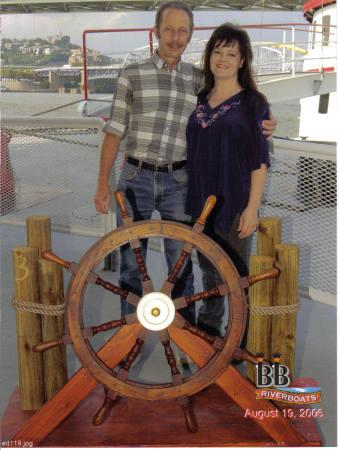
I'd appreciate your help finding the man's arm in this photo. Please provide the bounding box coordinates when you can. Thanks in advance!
[262,111,277,140]
[94,133,122,214]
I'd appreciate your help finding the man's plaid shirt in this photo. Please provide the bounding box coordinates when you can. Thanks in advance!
[103,51,204,164]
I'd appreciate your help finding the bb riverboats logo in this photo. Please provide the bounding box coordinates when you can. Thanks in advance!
[255,353,322,404]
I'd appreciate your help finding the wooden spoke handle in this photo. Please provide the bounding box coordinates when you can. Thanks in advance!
[121,338,144,371]
[232,348,271,366]
[114,189,130,218]
[43,251,130,300]
[92,318,127,335]
[167,250,189,284]
[180,400,198,433]
[41,251,71,270]
[183,322,216,346]
[185,286,221,305]
[32,337,63,352]
[162,340,180,376]
[132,247,150,282]
[92,395,116,426]
[95,277,129,299]
[195,195,216,226]
[232,348,256,364]
[248,267,279,285]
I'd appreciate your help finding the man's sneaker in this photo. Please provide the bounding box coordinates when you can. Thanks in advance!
[174,352,194,374]
[196,321,222,338]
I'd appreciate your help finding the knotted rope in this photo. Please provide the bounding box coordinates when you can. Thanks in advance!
[11,293,65,316]
[249,297,301,316]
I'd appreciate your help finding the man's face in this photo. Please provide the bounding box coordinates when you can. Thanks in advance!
[154,8,192,62]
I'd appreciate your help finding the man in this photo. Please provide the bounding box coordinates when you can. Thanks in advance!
[94,1,276,326]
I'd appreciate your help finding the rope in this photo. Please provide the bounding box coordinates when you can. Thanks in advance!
[11,293,65,316]
[249,297,301,316]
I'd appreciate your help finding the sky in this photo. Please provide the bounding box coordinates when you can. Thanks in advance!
[1,9,306,55]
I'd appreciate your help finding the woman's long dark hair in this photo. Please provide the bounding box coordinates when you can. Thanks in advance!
[201,23,268,109]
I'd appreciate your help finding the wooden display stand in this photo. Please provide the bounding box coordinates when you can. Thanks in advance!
[2,383,321,447]
[1,325,321,447]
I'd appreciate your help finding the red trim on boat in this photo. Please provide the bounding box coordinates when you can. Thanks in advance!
[303,0,336,14]
[307,67,335,72]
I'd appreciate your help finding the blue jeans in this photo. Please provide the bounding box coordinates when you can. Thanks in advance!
[197,215,252,336]
[116,161,195,325]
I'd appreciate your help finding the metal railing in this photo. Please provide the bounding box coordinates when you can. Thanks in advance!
[0,116,109,237]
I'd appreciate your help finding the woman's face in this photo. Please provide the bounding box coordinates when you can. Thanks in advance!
[210,40,244,81]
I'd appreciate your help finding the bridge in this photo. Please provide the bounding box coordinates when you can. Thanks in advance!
[29,64,123,91]
[34,65,123,79]
[0,0,304,14]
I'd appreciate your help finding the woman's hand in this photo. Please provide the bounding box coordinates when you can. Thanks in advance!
[237,206,258,239]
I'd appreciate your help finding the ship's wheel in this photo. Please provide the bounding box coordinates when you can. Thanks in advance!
[33,191,279,433]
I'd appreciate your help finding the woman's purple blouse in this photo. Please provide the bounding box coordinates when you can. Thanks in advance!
[185,89,270,233]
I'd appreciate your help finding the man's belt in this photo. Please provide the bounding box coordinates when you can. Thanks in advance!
[127,156,186,173]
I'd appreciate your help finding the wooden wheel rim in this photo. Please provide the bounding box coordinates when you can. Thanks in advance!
[67,220,247,401]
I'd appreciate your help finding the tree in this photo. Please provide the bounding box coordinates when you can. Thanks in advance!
[54,36,71,47]
[1,67,33,79]
[40,79,50,89]
[36,38,49,45]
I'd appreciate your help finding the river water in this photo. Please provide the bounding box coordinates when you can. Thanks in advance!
[1,91,301,138]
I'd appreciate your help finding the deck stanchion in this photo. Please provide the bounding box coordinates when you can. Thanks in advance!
[257,216,282,257]
[272,243,299,378]
[246,254,275,383]
[12,246,44,409]
[38,259,67,401]
[26,215,67,400]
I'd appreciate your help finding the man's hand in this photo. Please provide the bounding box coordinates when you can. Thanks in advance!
[262,112,277,140]
[94,184,111,214]
[94,133,122,214]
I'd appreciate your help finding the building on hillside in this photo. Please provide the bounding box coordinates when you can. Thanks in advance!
[68,48,100,65]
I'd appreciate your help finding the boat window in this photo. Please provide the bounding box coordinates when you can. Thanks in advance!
[318,94,329,114]
[312,22,316,49]
[322,15,330,47]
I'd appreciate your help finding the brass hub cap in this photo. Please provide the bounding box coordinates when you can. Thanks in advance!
[137,291,175,331]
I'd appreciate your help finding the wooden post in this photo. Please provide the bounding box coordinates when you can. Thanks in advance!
[38,259,67,401]
[26,215,68,399]
[272,243,299,378]
[257,216,282,257]
[26,216,52,257]
[13,246,44,409]
[246,255,274,384]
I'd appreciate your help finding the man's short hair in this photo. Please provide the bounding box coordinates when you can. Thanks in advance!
[155,1,194,32]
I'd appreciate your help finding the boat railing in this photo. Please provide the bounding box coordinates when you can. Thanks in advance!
[81,23,336,98]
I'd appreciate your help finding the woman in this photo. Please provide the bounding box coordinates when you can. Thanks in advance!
[185,23,270,337]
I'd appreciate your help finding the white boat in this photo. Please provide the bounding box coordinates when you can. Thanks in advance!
[299,0,336,142]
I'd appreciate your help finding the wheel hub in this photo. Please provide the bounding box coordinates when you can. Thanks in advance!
[137,291,175,331]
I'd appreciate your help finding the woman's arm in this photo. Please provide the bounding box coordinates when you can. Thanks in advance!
[237,163,267,238]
